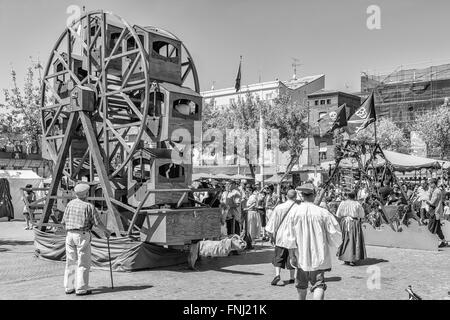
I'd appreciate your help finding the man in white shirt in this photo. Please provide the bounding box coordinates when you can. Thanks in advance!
[285,183,342,300]
[265,189,298,286]
[417,180,430,224]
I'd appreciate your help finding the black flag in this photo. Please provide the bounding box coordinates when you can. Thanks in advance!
[317,103,348,137]
[346,91,376,135]
[235,58,241,92]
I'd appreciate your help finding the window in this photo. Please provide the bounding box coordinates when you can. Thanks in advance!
[315,100,319,106]
[152,41,179,58]
[158,163,185,182]
[132,158,152,183]
[265,93,273,100]
[320,100,325,105]
[319,142,327,161]
[173,99,199,118]
[327,99,331,104]
[149,92,165,116]
[127,35,145,51]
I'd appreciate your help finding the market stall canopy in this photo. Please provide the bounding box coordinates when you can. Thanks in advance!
[0,170,44,220]
[192,172,215,181]
[230,174,254,180]
[265,174,292,184]
[321,150,443,172]
[213,173,235,180]
[381,150,442,172]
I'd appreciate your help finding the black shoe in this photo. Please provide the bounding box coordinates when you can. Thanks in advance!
[65,289,75,295]
[288,279,295,284]
[438,242,447,248]
[271,275,281,286]
[76,290,92,296]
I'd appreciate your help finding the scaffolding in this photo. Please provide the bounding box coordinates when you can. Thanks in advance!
[361,62,450,129]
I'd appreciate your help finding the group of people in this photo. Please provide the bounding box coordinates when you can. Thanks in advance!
[53,174,448,299]
[192,179,280,248]
[263,183,368,300]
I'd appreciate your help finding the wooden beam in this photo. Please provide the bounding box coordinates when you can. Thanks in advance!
[127,188,154,236]
[78,111,124,234]
[39,112,77,231]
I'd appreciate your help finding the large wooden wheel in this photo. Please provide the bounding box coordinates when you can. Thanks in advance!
[142,26,200,93]
[41,11,150,183]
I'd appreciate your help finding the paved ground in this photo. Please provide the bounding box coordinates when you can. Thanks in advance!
[1,219,450,300]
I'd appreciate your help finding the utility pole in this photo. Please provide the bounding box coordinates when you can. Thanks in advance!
[291,58,302,80]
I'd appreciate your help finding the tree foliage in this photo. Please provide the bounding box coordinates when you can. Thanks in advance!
[354,117,410,153]
[412,106,450,159]
[201,92,310,181]
[263,93,309,182]
[0,63,43,153]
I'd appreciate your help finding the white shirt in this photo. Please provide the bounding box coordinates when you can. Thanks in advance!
[336,200,365,219]
[265,200,298,247]
[284,202,342,272]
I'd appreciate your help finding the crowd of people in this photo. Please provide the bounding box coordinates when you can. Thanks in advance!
[190,174,450,299]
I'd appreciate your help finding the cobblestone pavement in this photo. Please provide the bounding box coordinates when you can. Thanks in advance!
[1,221,450,300]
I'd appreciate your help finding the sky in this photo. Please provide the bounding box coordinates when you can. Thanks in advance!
[1,0,450,100]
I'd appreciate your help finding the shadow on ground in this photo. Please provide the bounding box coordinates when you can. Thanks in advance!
[0,240,34,246]
[356,258,389,266]
[89,285,154,295]
[325,276,342,282]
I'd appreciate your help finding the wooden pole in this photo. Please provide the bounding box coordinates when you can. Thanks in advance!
[39,113,78,231]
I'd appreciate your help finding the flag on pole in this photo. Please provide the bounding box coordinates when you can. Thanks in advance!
[346,91,376,135]
[235,57,242,92]
[317,103,348,137]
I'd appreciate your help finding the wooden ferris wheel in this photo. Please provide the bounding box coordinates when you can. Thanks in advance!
[39,10,220,243]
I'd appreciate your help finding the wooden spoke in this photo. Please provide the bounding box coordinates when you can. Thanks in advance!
[88,26,102,51]
[104,119,132,153]
[181,63,192,83]
[44,79,65,105]
[120,93,143,119]
[44,105,65,137]
[44,70,69,80]
[53,50,82,86]
[67,25,90,53]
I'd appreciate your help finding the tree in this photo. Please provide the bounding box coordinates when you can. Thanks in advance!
[0,63,43,154]
[412,106,450,159]
[201,92,261,177]
[262,93,309,183]
[354,118,410,153]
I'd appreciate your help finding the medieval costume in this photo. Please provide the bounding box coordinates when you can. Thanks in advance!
[335,196,367,265]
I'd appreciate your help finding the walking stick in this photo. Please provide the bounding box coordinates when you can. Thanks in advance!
[106,236,114,289]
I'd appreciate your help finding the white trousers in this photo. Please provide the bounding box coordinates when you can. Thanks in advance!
[64,231,92,293]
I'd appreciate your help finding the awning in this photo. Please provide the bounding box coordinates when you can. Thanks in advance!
[320,150,442,172]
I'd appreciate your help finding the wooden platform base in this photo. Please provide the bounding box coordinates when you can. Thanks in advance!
[362,221,440,251]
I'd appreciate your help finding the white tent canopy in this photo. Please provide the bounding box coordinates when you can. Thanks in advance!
[0,170,44,220]
[321,150,445,172]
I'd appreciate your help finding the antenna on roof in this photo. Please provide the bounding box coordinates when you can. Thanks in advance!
[292,57,302,80]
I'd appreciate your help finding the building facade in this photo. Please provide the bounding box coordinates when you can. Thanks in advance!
[360,63,450,158]
[304,90,362,166]
[202,75,325,108]
[198,75,326,176]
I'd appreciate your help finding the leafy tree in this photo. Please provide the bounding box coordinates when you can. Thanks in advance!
[262,93,309,183]
[354,118,410,153]
[412,105,450,159]
[0,63,43,154]
[201,92,261,178]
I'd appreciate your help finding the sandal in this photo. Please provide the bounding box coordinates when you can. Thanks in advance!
[271,275,281,286]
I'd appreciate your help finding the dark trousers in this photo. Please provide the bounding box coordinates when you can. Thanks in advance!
[226,219,240,235]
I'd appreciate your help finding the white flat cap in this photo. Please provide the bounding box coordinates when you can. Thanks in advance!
[74,183,90,196]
